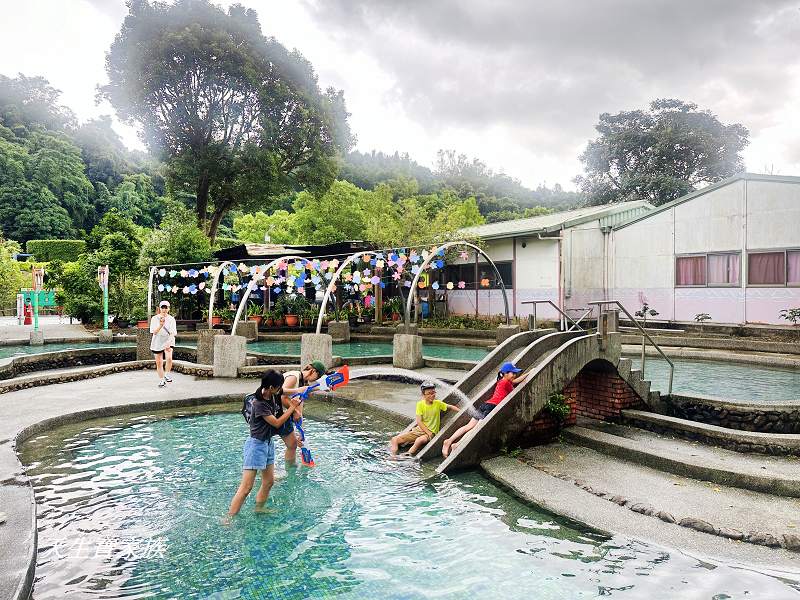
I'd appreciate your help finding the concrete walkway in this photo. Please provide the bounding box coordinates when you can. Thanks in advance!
[0,316,96,344]
[0,371,254,600]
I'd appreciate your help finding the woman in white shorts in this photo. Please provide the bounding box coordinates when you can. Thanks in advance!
[150,300,177,387]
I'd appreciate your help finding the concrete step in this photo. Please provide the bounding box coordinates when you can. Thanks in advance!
[563,419,800,497]
[621,409,800,455]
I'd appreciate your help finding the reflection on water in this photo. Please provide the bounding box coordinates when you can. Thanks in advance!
[632,357,800,402]
[22,405,800,599]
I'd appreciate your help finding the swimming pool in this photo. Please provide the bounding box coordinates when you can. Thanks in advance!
[247,339,489,361]
[0,342,134,362]
[22,404,798,599]
[632,357,800,402]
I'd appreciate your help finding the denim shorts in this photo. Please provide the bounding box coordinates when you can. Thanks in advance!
[242,436,275,470]
[476,402,498,420]
[275,418,294,438]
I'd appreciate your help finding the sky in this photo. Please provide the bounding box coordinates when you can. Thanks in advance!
[1,0,799,189]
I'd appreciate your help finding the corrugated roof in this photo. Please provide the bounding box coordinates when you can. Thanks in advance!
[613,172,800,231]
[460,200,653,240]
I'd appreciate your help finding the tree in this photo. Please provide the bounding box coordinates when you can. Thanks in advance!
[0,182,74,242]
[0,237,26,307]
[102,0,352,241]
[139,202,212,268]
[73,116,132,188]
[233,210,297,244]
[576,99,749,206]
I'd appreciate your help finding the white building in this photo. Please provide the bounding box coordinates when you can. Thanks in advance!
[450,202,653,320]
[610,173,800,325]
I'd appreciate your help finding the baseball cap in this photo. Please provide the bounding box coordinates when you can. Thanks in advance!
[420,380,437,390]
[499,362,522,374]
[159,300,170,308]
[310,361,326,376]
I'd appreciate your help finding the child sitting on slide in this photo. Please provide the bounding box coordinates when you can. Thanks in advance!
[442,362,530,458]
[389,381,460,456]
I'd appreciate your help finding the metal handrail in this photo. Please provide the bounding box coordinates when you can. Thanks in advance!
[521,300,590,332]
[587,300,674,395]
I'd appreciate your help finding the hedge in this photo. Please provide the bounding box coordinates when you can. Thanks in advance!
[213,237,243,250]
[26,239,87,262]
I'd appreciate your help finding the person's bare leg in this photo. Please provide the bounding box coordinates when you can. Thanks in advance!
[442,419,478,457]
[154,353,164,381]
[164,347,173,377]
[389,435,402,455]
[282,432,297,464]
[254,466,275,511]
[407,435,430,455]
[228,470,257,516]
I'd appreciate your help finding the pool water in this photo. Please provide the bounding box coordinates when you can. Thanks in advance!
[247,340,489,361]
[632,357,800,402]
[23,404,799,599]
[0,342,134,362]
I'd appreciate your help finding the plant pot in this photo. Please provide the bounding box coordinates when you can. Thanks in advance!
[285,314,299,327]
[137,320,149,329]
[348,316,359,327]
[275,317,285,327]
[115,318,131,329]
[302,318,312,327]
[211,316,222,326]
[391,313,400,321]
[266,317,275,327]
[250,315,263,328]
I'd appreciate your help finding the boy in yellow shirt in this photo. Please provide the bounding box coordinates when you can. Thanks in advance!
[389,381,460,456]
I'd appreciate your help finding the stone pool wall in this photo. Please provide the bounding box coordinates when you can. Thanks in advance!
[665,394,800,435]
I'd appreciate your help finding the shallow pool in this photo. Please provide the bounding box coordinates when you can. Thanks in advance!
[247,339,488,361]
[0,342,134,362]
[632,357,800,402]
[23,405,798,599]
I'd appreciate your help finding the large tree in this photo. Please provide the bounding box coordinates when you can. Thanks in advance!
[576,99,749,206]
[101,0,352,241]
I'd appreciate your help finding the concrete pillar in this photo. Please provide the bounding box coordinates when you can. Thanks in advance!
[393,333,424,369]
[327,320,350,343]
[397,323,419,335]
[136,328,153,360]
[196,329,222,365]
[496,324,521,345]
[30,330,44,346]
[213,335,247,378]
[234,321,258,342]
[603,309,620,333]
[98,329,114,343]
[301,333,333,370]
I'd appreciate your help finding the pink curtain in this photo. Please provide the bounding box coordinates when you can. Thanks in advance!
[748,252,784,285]
[707,254,740,285]
[788,251,800,284]
[676,256,706,285]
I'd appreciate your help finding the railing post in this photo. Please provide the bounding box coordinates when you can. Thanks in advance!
[532,303,537,330]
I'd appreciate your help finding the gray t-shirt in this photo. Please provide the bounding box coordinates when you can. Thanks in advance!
[149,314,176,351]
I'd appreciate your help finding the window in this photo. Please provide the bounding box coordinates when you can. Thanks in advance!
[707,254,740,286]
[788,251,800,286]
[675,256,706,286]
[748,252,785,285]
[443,261,513,289]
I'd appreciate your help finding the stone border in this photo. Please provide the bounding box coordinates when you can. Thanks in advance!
[623,345,800,369]
[521,458,800,553]
[665,394,800,434]
[621,334,800,356]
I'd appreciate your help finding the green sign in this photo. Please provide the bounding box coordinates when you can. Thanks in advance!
[20,289,56,307]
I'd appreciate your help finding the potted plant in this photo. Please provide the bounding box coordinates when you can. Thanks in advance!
[133,305,149,329]
[274,308,286,328]
[219,308,235,324]
[303,304,320,328]
[276,294,310,327]
[247,303,264,328]
[387,296,404,321]
[264,307,276,327]
[347,303,360,327]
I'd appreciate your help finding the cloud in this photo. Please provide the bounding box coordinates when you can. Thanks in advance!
[301,0,800,181]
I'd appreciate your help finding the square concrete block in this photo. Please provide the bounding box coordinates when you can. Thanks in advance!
[197,329,223,365]
[136,327,153,360]
[30,330,44,346]
[327,320,350,343]
[496,324,521,345]
[98,329,114,343]
[393,333,424,369]
[234,320,258,342]
[213,335,247,378]
[301,333,333,370]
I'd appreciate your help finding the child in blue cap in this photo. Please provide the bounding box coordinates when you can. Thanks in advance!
[442,361,529,458]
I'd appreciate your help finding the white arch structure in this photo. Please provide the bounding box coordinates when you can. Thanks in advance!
[404,241,510,328]
[314,250,378,334]
[230,256,315,334]
[207,261,238,328]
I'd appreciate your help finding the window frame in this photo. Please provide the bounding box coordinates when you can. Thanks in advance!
[746,248,797,288]
[442,261,513,290]
[705,252,741,288]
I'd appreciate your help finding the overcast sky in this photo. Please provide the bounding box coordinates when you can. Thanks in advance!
[2,0,799,189]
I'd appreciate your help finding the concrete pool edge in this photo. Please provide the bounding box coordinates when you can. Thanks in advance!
[623,345,800,368]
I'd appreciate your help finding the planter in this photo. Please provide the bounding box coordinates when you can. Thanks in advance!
[211,316,222,326]
[275,317,285,327]
[249,315,263,328]
[302,318,312,328]
[137,320,149,329]
[115,318,131,329]
[348,316,359,327]
[391,313,400,321]
[265,318,275,327]
[285,314,299,327]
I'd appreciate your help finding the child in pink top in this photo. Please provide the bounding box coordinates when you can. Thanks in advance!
[442,362,530,458]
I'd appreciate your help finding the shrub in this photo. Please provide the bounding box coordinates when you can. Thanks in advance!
[544,393,571,422]
[780,308,800,326]
[213,237,242,250]
[26,239,86,262]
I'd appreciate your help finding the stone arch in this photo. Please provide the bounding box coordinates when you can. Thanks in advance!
[404,241,510,328]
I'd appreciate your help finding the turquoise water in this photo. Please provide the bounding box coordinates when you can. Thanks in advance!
[632,357,800,402]
[247,340,489,361]
[23,406,799,599]
[0,342,134,362]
